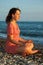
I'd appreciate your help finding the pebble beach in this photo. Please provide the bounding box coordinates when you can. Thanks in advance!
[0,38,43,65]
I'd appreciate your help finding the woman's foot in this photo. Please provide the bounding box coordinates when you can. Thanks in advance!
[26,50,39,55]
[30,50,39,54]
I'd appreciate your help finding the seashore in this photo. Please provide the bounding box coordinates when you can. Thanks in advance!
[0,38,43,65]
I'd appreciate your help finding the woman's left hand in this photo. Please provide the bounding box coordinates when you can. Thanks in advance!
[25,40,33,43]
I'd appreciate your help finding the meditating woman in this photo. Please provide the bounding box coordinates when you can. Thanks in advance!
[5,8,39,56]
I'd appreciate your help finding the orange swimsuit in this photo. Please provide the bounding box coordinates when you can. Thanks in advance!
[5,22,20,54]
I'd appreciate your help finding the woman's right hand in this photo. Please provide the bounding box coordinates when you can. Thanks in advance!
[18,42,25,46]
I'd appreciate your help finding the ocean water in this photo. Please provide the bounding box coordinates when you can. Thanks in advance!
[0,21,43,44]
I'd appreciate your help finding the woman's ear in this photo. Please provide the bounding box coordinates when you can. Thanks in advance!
[12,14,15,18]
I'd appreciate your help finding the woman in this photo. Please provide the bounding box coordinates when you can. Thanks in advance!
[5,8,38,56]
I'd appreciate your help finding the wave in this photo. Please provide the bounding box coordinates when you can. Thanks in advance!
[0,30,7,34]
[0,30,43,37]
[0,21,43,38]
[21,33,43,37]
[20,30,43,37]
[0,33,7,39]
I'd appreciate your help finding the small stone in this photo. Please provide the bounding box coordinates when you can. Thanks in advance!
[27,60,33,64]
[29,61,38,65]
[0,52,3,58]
[40,63,43,65]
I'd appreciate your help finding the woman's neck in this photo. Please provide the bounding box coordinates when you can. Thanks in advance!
[11,19,17,24]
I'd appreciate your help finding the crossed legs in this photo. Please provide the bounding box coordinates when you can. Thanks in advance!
[17,40,39,56]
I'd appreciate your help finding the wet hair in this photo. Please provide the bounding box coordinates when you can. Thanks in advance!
[6,8,21,24]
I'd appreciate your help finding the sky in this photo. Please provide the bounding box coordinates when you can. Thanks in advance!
[0,0,43,21]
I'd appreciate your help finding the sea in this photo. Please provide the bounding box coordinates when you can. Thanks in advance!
[0,21,43,44]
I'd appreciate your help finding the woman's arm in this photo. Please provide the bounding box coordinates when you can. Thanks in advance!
[19,37,33,43]
[8,35,24,46]
[19,37,27,43]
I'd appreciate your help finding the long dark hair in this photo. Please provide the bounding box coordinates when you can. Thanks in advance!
[6,8,21,24]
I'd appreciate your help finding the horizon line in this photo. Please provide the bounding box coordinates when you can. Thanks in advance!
[0,20,43,22]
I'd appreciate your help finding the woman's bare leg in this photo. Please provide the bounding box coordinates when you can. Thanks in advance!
[25,46,38,55]
[24,42,39,55]
[16,46,25,54]
[16,40,39,56]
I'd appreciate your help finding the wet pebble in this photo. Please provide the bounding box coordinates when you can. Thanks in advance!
[0,51,43,65]
[40,63,43,65]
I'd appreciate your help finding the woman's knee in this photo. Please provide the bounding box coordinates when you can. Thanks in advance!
[25,43,34,50]
[31,43,34,48]
[26,42,34,47]
[30,43,34,49]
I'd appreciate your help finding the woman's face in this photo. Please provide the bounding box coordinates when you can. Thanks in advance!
[12,10,21,21]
